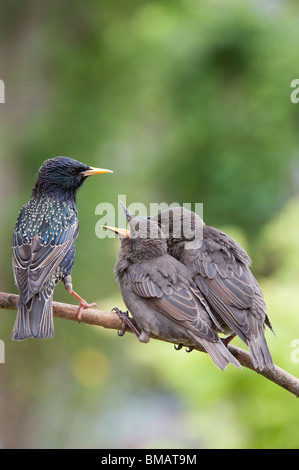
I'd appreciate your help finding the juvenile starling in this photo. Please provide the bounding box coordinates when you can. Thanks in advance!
[12,156,112,340]
[104,215,241,371]
[150,206,275,371]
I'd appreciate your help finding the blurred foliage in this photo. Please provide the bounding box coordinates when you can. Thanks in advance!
[0,0,299,449]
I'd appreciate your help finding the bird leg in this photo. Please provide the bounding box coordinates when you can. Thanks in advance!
[112,307,141,339]
[69,290,98,323]
[221,333,236,347]
[63,275,98,322]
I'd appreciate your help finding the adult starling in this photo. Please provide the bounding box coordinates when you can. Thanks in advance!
[104,215,241,371]
[150,207,275,371]
[12,156,112,340]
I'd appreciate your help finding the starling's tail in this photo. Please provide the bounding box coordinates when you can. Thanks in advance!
[248,332,274,372]
[197,337,242,371]
[11,294,54,340]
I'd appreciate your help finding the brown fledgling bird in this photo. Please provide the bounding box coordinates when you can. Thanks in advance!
[104,213,241,371]
[150,206,275,371]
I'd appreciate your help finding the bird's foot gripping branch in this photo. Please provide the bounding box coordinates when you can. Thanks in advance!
[112,307,141,339]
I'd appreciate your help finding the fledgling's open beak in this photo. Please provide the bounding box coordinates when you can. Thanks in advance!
[102,225,131,238]
[81,167,113,176]
[119,201,133,222]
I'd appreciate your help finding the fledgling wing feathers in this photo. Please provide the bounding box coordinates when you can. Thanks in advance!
[128,257,221,343]
[127,257,242,370]
[188,225,274,370]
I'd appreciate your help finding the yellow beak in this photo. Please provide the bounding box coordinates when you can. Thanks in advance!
[81,167,113,176]
[102,225,130,238]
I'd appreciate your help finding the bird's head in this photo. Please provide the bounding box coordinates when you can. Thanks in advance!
[32,156,112,201]
[151,206,204,250]
[103,202,167,262]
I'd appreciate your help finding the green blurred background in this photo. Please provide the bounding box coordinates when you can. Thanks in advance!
[0,0,299,449]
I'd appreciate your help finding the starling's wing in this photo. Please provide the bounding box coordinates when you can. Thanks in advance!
[191,226,256,342]
[189,226,275,371]
[12,212,78,304]
[128,258,218,342]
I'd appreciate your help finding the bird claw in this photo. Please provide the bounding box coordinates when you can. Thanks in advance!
[174,344,194,353]
[112,307,141,339]
[77,300,98,323]
[65,286,98,323]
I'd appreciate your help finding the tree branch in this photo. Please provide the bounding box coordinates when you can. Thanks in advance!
[1,291,298,397]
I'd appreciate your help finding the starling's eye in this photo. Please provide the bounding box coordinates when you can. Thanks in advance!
[70,168,78,175]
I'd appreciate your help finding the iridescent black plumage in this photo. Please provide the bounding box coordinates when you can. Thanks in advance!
[12,156,112,340]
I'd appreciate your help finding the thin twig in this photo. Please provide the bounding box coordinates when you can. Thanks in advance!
[0,291,298,397]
